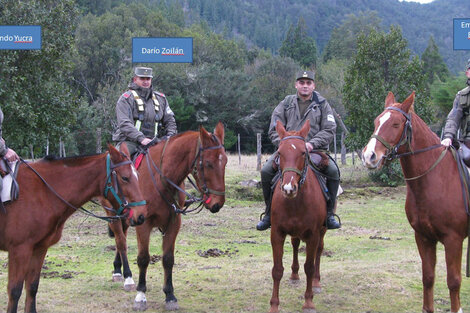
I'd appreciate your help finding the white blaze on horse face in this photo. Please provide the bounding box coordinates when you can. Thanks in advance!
[363,112,391,163]
[283,176,295,193]
[131,164,139,181]
[291,144,296,150]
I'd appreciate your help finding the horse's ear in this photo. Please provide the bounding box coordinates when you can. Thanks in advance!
[214,121,225,145]
[276,120,287,139]
[299,120,310,138]
[108,143,123,162]
[401,91,415,113]
[199,124,211,145]
[118,142,130,158]
[385,92,396,108]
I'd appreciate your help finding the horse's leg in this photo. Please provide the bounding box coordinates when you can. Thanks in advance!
[415,232,437,313]
[161,215,181,310]
[269,228,286,313]
[7,246,33,313]
[110,221,135,291]
[443,236,464,313]
[302,235,320,313]
[313,227,327,294]
[133,222,153,311]
[290,237,300,281]
[24,247,48,313]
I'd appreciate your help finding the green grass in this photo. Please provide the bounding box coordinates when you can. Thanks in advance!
[0,154,469,312]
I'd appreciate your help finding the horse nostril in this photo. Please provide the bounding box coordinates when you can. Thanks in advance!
[210,203,221,213]
[370,152,376,162]
[137,215,145,225]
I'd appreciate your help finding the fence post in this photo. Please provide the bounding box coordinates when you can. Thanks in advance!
[257,133,261,171]
[341,131,346,165]
[96,128,102,153]
[238,133,241,165]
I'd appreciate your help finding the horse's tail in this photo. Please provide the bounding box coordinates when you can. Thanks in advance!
[108,225,115,238]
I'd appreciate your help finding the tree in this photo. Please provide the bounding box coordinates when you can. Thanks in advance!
[430,74,466,122]
[322,11,381,63]
[343,26,431,185]
[421,35,450,84]
[0,0,80,157]
[279,17,317,68]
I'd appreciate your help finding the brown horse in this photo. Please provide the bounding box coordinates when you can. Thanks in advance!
[269,120,327,313]
[0,143,147,313]
[362,91,468,313]
[106,123,226,310]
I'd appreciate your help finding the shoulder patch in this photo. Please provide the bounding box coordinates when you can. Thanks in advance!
[122,91,131,99]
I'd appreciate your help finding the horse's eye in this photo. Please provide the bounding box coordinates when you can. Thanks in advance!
[392,123,400,128]
[205,161,214,169]
[121,176,129,183]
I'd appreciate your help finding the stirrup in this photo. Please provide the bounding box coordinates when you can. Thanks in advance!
[326,213,341,229]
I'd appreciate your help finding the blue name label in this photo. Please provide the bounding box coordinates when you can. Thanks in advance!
[453,18,470,50]
[132,37,193,63]
[0,25,41,50]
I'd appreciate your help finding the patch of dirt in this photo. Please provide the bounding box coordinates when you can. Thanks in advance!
[150,254,161,264]
[197,248,238,258]
[298,246,334,257]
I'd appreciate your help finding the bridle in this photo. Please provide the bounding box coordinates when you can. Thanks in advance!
[21,153,146,221]
[370,106,446,180]
[278,135,309,189]
[103,154,146,215]
[144,134,225,214]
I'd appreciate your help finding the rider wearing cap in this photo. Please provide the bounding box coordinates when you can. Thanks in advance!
[441,59,470,147]
[256,70,342,231]
[113,67,177,156]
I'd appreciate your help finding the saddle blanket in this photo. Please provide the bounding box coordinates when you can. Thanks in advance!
[1,160,18,202]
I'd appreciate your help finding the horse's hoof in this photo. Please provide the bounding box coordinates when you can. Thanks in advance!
[165,300,179,311]
[124,277,136,291]
[133,301,147,311]
[112,273,123,282]
[313,287,322,294]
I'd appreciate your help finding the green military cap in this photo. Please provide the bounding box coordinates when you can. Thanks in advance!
[296,70,315,81]
[134,67,153,78]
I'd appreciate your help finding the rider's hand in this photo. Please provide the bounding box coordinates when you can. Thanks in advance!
[4,148,19,162]
[140,138,152,146]
[441,138,452,147]
[306,142,313,152]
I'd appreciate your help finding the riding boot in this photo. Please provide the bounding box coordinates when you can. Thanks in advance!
[326,177,341,229]
[256,177,272,231]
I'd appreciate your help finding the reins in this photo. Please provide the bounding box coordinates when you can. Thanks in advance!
[19,154,144,222]
[142,133,225,215]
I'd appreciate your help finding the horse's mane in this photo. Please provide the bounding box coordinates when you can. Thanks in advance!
[39,153,103,166]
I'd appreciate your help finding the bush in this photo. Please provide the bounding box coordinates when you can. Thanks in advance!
[368,161,404,187]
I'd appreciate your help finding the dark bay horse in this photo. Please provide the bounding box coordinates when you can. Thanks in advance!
[0,143,147,313]
[362,91,467,313]
[107,122,226,310]
[269,120,327,313]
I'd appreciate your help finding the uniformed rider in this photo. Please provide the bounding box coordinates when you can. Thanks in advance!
[441,59,470,147]
[256,70,341,231]
[113,67,177,155]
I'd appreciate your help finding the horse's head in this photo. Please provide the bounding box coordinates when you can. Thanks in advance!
[362,91,415,169]
[276,120,310,199]
[192,122,227,213]
[106,143,147,226]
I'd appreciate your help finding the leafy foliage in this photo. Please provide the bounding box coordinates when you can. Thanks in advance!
[343,26,431,152]
[421,36,450,84]
[279,17,317,68]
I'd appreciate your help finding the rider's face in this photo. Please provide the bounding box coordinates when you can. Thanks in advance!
[133,76,152,88]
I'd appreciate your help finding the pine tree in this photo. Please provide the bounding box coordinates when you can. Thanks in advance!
[279,17,317,68]
[421,35,450,84]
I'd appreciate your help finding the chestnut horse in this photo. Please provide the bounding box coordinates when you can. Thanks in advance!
[362,91,468,313]
[0,143,147,313]
[269,120,327,313]
[106,123,226,310]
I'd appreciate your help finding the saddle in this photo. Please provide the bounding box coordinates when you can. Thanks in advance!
[0,159,20,208]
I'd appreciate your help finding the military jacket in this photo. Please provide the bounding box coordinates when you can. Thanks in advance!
[0,107,6,157]
[112,82,177,143]
[268,91,336,149]
[443,85,470,140]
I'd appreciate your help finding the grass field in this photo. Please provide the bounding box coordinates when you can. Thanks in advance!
[0,154,469,312]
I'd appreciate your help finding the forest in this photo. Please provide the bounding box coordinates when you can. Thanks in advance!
[0,0,469,158]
